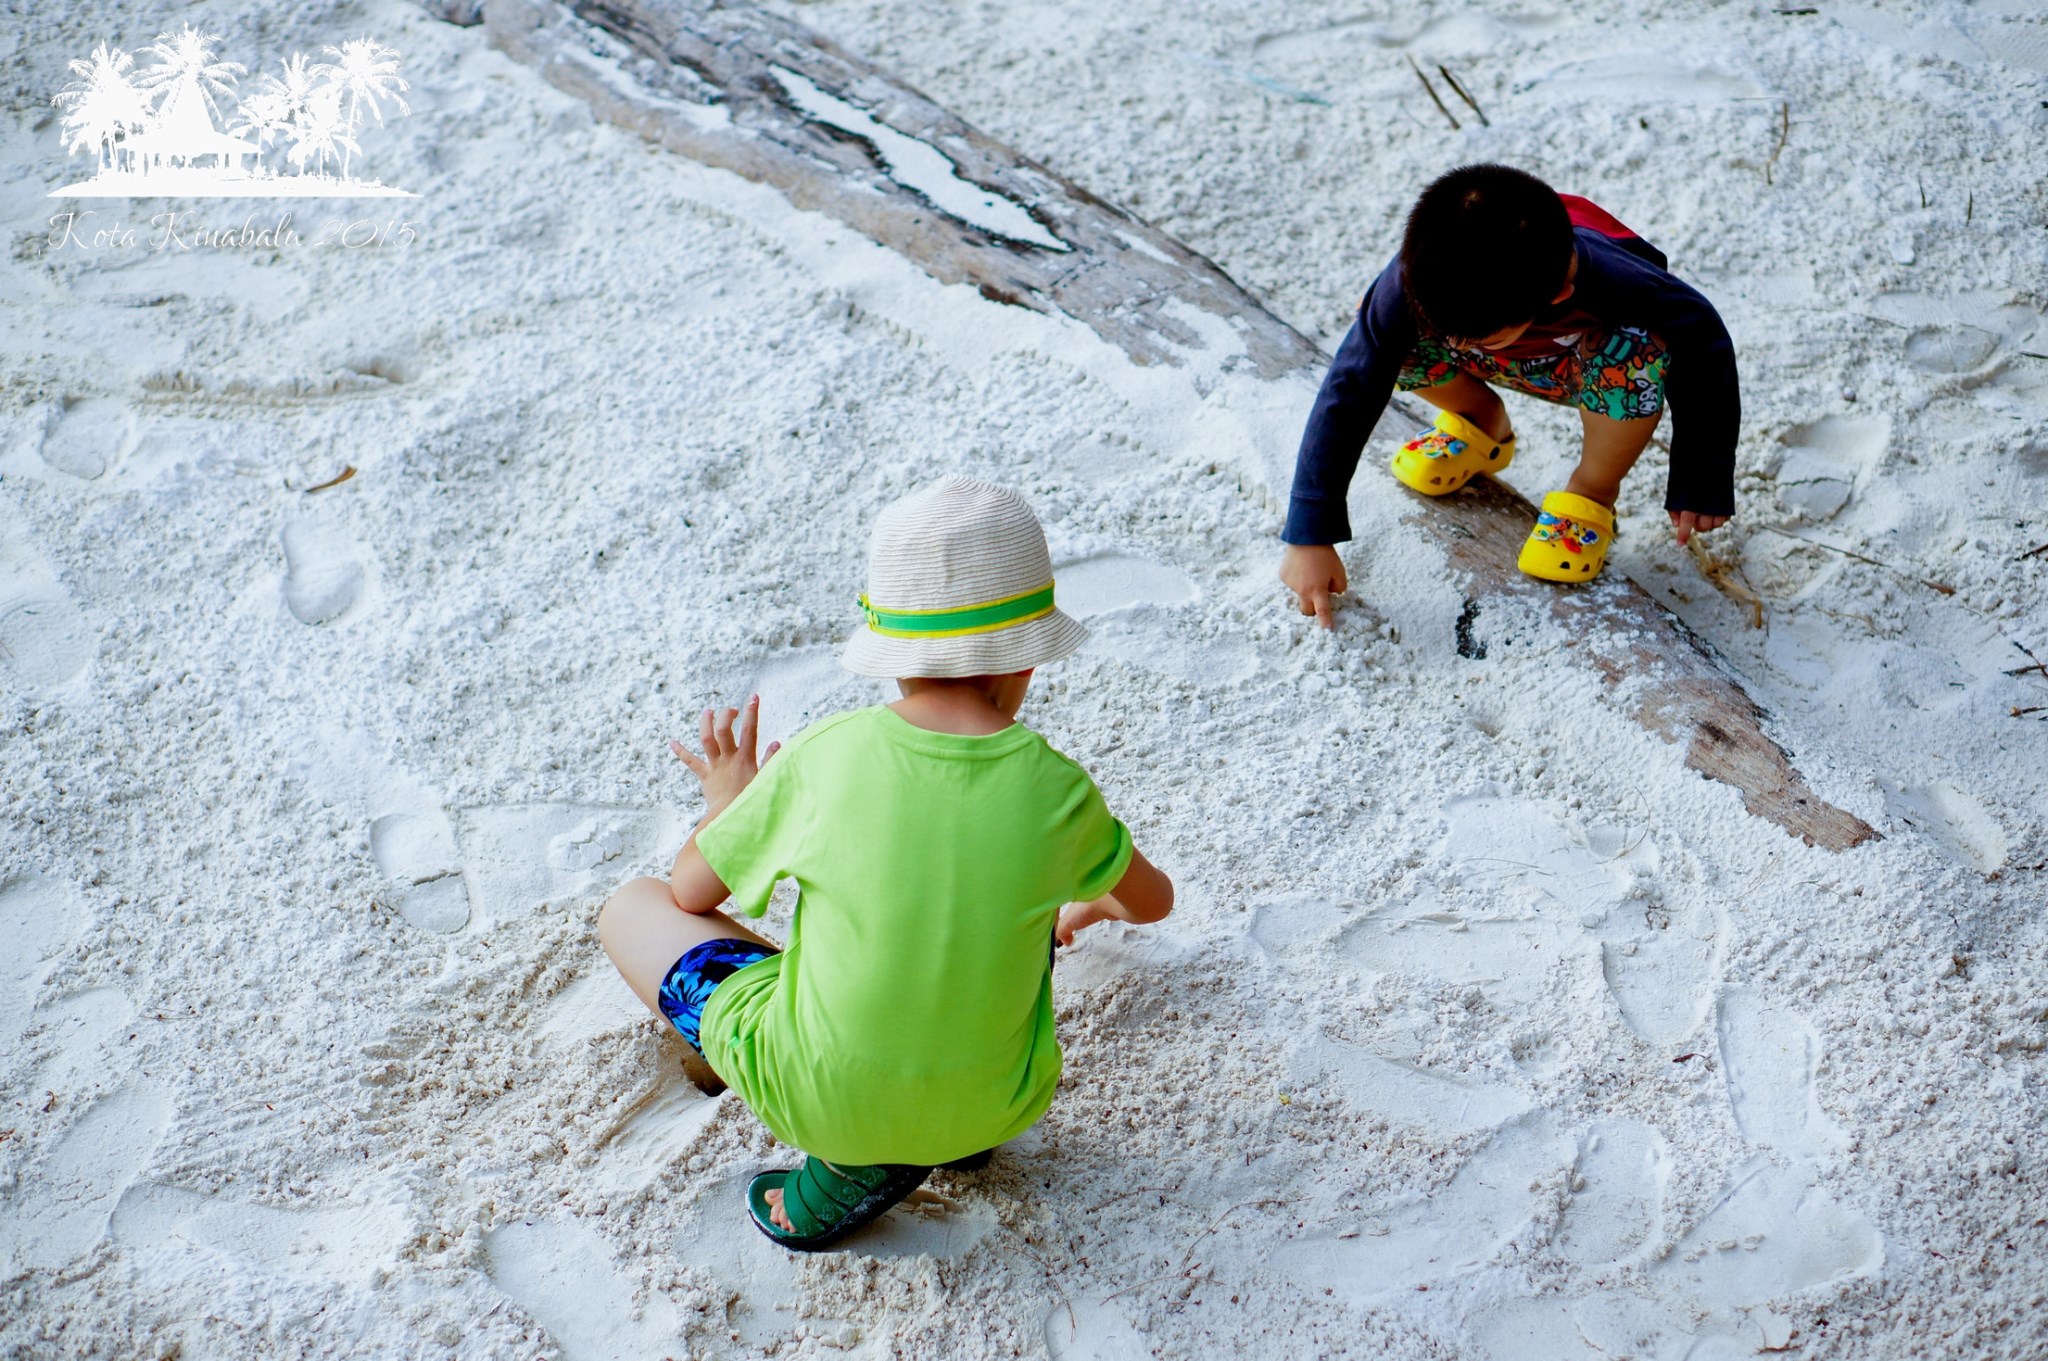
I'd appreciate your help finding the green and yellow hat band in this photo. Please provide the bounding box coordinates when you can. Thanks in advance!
[859,582,1056,640]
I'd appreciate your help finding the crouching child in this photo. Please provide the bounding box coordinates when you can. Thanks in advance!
[599,475,1173,1250]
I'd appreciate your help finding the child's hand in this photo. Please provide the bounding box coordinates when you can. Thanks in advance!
[1055,896,1117,947]
[1669,511,1730,546]
[1280,543,1348,629]
[670,694,779,815]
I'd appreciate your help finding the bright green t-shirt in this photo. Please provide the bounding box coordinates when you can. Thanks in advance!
[694,705,1132,1166]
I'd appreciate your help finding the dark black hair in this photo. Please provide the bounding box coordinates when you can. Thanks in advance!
[1400,164,1573,340]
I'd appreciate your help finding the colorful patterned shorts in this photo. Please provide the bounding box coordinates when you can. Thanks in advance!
[1397,326,1669,422]
[657,937,778,1053]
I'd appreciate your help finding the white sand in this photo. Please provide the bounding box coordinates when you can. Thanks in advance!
[3,1,2044,1357]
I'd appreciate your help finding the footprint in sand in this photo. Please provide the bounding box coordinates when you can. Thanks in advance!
[667,1171,995,1346]
[1470,1293,1694,1361]
[458,804,688,930]
[1289,1029,1531,1134]
[1056,553,1252,687]
[1335,887,1576,1013]
[1766,417,1888,522]
[293,732,473,933]
[588,1075,721,1195]
[669,1176,803,1346]
[1878,778,2008,873]
[1056,554,1199,619]
[1245,894,1349,959]
[484,1216,677,1361]
[1596,901,1718,1049]
[22,987,137,1095]
[1433,795,1716,1046]
[0,589,93,692]
[1044,1298,1153,1361]
[861,1192,999,1261]
[1865,289,2038,376]
[1248,891,1538,1131]
[1274,1115,1573,1298]
[1716,988,1846,1159]
[1555,1119,1668,1269]
[37,397,135,480]
[0,524,94,693]
[538,970,649,1049]
[1651,1157,1880,1309]
[0,1082,172,1271]
[369,809,469,934]
[1437,794,1633,913]
[0,872,85,1064]
[280,515,368,626]
[111,1182,406,1291]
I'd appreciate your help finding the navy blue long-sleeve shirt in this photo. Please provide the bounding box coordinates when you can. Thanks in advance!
[1283,218,1741,545]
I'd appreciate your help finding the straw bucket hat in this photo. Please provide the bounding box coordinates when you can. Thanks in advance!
[842,476,1088,679]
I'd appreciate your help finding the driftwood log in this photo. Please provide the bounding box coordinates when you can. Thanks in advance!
[428,0,1878,852]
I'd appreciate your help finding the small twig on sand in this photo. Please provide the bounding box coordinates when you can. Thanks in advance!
[1408,56,1460,130]
[1437,65,1489,126]
[1687,537,1766,628]
[2006,641,2048,679]
[1918,177,1928,210]
[2013,706,2046,718]
[1086,1184,1178,1214]
[304,465,356,493]
[2016,542,2048,562]
[1764,528,1955,596]
[1765,102,1790,185]
[1099,1263,1213,1306]
[1966,191,1973,224]
[1178,1197,1282,1269]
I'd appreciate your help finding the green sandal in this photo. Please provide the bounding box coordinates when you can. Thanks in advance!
[746,1157,933,1252]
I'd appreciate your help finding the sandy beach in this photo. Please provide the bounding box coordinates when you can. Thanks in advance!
[3,1,2045,1357]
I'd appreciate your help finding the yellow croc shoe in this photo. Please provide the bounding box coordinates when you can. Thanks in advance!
[1518,491,1616,582]
[1389,410,1514,495]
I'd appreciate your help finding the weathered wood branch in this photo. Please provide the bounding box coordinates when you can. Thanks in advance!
[430,0,1879,851]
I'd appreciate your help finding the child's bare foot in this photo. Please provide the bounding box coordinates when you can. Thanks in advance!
[764,1185,795,1232]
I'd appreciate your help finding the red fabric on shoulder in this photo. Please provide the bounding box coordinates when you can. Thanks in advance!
[1559,194,1638,240]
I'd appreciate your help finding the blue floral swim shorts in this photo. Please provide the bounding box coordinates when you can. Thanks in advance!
[657,937,778,1053]
[1397,326,1669,422]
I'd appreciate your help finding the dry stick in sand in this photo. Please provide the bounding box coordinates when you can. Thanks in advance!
[1436,64,1490,126]
[1765,102,1790,185]
[1765,528,1956,595]
[1408,56,1460,130]
[304,465,356,493]
[2017,541,2048,561]
[1687,537,1767,629]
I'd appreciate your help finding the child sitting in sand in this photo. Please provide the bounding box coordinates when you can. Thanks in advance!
[1279,163,1740,624]
[598,475,1174,1251]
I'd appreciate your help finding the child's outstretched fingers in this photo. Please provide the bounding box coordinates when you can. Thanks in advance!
[674,697,772,812]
